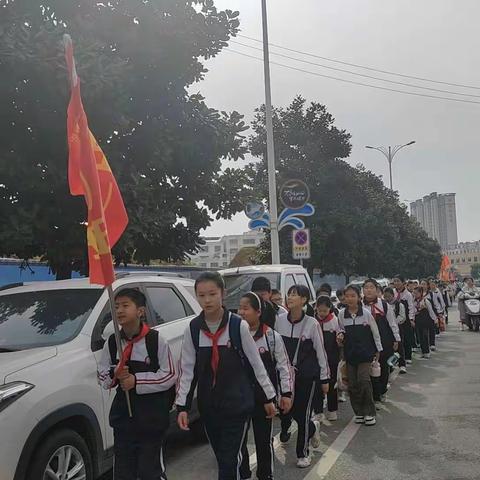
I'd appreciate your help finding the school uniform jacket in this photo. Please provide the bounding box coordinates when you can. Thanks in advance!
[318,314,341,367]
[414,297,438,325]
[429,289,446,316]
[338,306,383,366]
[97,328,177,435]
[394,288,415,321]
[176,310,276,417]
[251,325,293,403]
[275,312,330,384]
[389,301,407,325]
[364,298,401,348]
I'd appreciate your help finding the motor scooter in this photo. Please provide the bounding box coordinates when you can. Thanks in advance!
[462,291,480,331]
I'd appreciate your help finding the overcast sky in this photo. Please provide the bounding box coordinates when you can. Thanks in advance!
[199,0,480,243]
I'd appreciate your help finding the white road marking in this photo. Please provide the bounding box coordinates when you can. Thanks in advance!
[303,417,360,480]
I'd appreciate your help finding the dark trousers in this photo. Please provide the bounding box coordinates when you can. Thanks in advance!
[281,378,318,458]
[400,322,413,362]
[204,414,250,480]
[371,353,390,401]
[347,362,376,417]
[313,362,338,413]
[417,321,431,355]
[239,405,273,480]
[429,320,437,347]
[113,431,167,480]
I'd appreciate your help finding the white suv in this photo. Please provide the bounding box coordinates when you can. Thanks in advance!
[0,274,200,480]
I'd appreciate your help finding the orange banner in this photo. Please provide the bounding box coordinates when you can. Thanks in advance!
[439,255,451,282]
[65,35,128,286]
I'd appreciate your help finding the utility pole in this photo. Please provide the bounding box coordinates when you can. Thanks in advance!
[261,0,280,264]
[365,141,416,190]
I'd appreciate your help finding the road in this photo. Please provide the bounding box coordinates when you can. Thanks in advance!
[103,308,480,480]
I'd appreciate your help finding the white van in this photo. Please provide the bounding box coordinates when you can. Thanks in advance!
[220,264,316,311]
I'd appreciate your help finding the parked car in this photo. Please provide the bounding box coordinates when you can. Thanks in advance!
[0,274,201,480]
[220,264,316,311]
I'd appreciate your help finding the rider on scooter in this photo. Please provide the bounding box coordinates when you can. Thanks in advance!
[458,277,480,329]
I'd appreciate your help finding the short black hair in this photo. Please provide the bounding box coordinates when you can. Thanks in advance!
[345,284,361,297]
[115,288,146,308]
[195,271,225,292]
[383,287,395,296]
[288,284,311,304]
[317,283,332,296]
[363,278,378,288]
[251,276,272,293]
[336,288,345,297]
[241,292,262,311]
[316,295,333,309]
[393,275,405,283]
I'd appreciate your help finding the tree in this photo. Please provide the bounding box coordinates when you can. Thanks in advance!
[249,96,441,279]
[0,0,251,278]
[229,246,258,268]
[471,263,480,279]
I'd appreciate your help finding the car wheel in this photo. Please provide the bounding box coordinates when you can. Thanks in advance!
[28,429,93,480]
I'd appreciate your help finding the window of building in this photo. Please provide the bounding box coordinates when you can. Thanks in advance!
[462,258,466,263]
[223,262,228,267]
[230,239,239,246]
[199,263,207,267]
[230,248,238,255]
[243,239,256,245]
[468,258,472,263]
[475,257,478,262]
[210,262,219,268]
[214,245,221,253]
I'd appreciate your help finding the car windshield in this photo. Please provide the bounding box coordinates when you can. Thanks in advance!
[223,273,280,310]
[0,289,103,351]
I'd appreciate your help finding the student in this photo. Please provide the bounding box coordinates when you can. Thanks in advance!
[429,278,446,337]
[440,282,451,324]
[363,279,400,403]
[176,272,277,480]
[337,284,383,426]
[394,275,415,364]
[252,276,287,327]
[383,287,407,374]
[413,286,437,358]
[406,280,415,294]
[314,295,342,421]
[420,279,438,351]
[336,288,347,309]
[271,288,285,308]
[237,292,293,480]
[275,285,330,468]
[97,288,177,480]
[316,282,333,299]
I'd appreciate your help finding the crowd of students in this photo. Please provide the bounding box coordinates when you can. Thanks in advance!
[97,272,453,480]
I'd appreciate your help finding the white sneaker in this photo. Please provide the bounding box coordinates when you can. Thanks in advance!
[339,391,347,402]
[354,415,365,424]
[406,359,413,365]
[380,394,387,402]
[399,366,407,374]
[326,411,338,421]
[310,420,321,449]
[297,457,311,468]
[365,416,376,426]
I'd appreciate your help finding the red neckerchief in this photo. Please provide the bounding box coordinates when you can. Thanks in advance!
[318,312,334,324]
[115,323,150,381]
[253,323,269,341]
[202,323,228,387]
[395,288,404,302]
[364,298,384,318]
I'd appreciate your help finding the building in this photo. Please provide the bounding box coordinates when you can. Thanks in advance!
[188,231,264,269]
[410,192,458,250]
[445,241,480,277]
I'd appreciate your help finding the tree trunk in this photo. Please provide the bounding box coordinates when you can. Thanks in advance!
[55,263,73,280]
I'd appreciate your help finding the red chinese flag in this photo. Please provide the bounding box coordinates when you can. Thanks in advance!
[64,35,128,286]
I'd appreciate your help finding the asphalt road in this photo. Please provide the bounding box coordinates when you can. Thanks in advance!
[103,308,480,480]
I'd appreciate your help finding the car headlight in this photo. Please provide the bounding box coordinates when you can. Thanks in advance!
[0,382,34,412]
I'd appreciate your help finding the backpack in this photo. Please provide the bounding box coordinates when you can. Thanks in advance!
[264,327,277,365]
[108,328,160,371]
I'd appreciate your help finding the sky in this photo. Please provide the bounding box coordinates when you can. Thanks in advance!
[199,0,480,242]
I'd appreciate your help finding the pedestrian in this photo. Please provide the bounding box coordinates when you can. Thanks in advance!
[337,284,383,426]
[237,292,293,480]
[413,286,438,359]
[421,279,439,351]
[393,275,416,367]
[383,287,407,374]
[336,288,347,309]
[271,288,285,308]
[314,295,342,421]
[363,279,400,404]
[97,288,177,480]
[406,280,416,294]
[429,278,446,337]
[176,272,277,480]
[275,285,330,468]
[252,276,287,327]
[440,282,452,325]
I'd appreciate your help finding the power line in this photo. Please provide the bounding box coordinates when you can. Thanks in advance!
[230,40,480,98]
[225,48,480,105]
[237,33,480,91]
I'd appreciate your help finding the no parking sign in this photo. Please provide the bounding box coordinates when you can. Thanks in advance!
[292,228,311,260]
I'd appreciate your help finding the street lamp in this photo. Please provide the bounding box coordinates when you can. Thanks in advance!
[261,0,280,264]
[365,141,416,190]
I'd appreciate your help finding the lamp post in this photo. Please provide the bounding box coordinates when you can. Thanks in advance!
[365,141,416,190]
[261,0,280,264]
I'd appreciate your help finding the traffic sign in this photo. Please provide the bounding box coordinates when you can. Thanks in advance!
[292,228,311,260]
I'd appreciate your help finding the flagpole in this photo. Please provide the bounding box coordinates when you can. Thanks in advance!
[107,285,133,418]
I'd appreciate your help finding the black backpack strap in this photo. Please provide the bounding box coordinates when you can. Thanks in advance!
[108,334,118,365]
[145,329,160,371]
[228,313,245,361]
[382,299,389,316]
